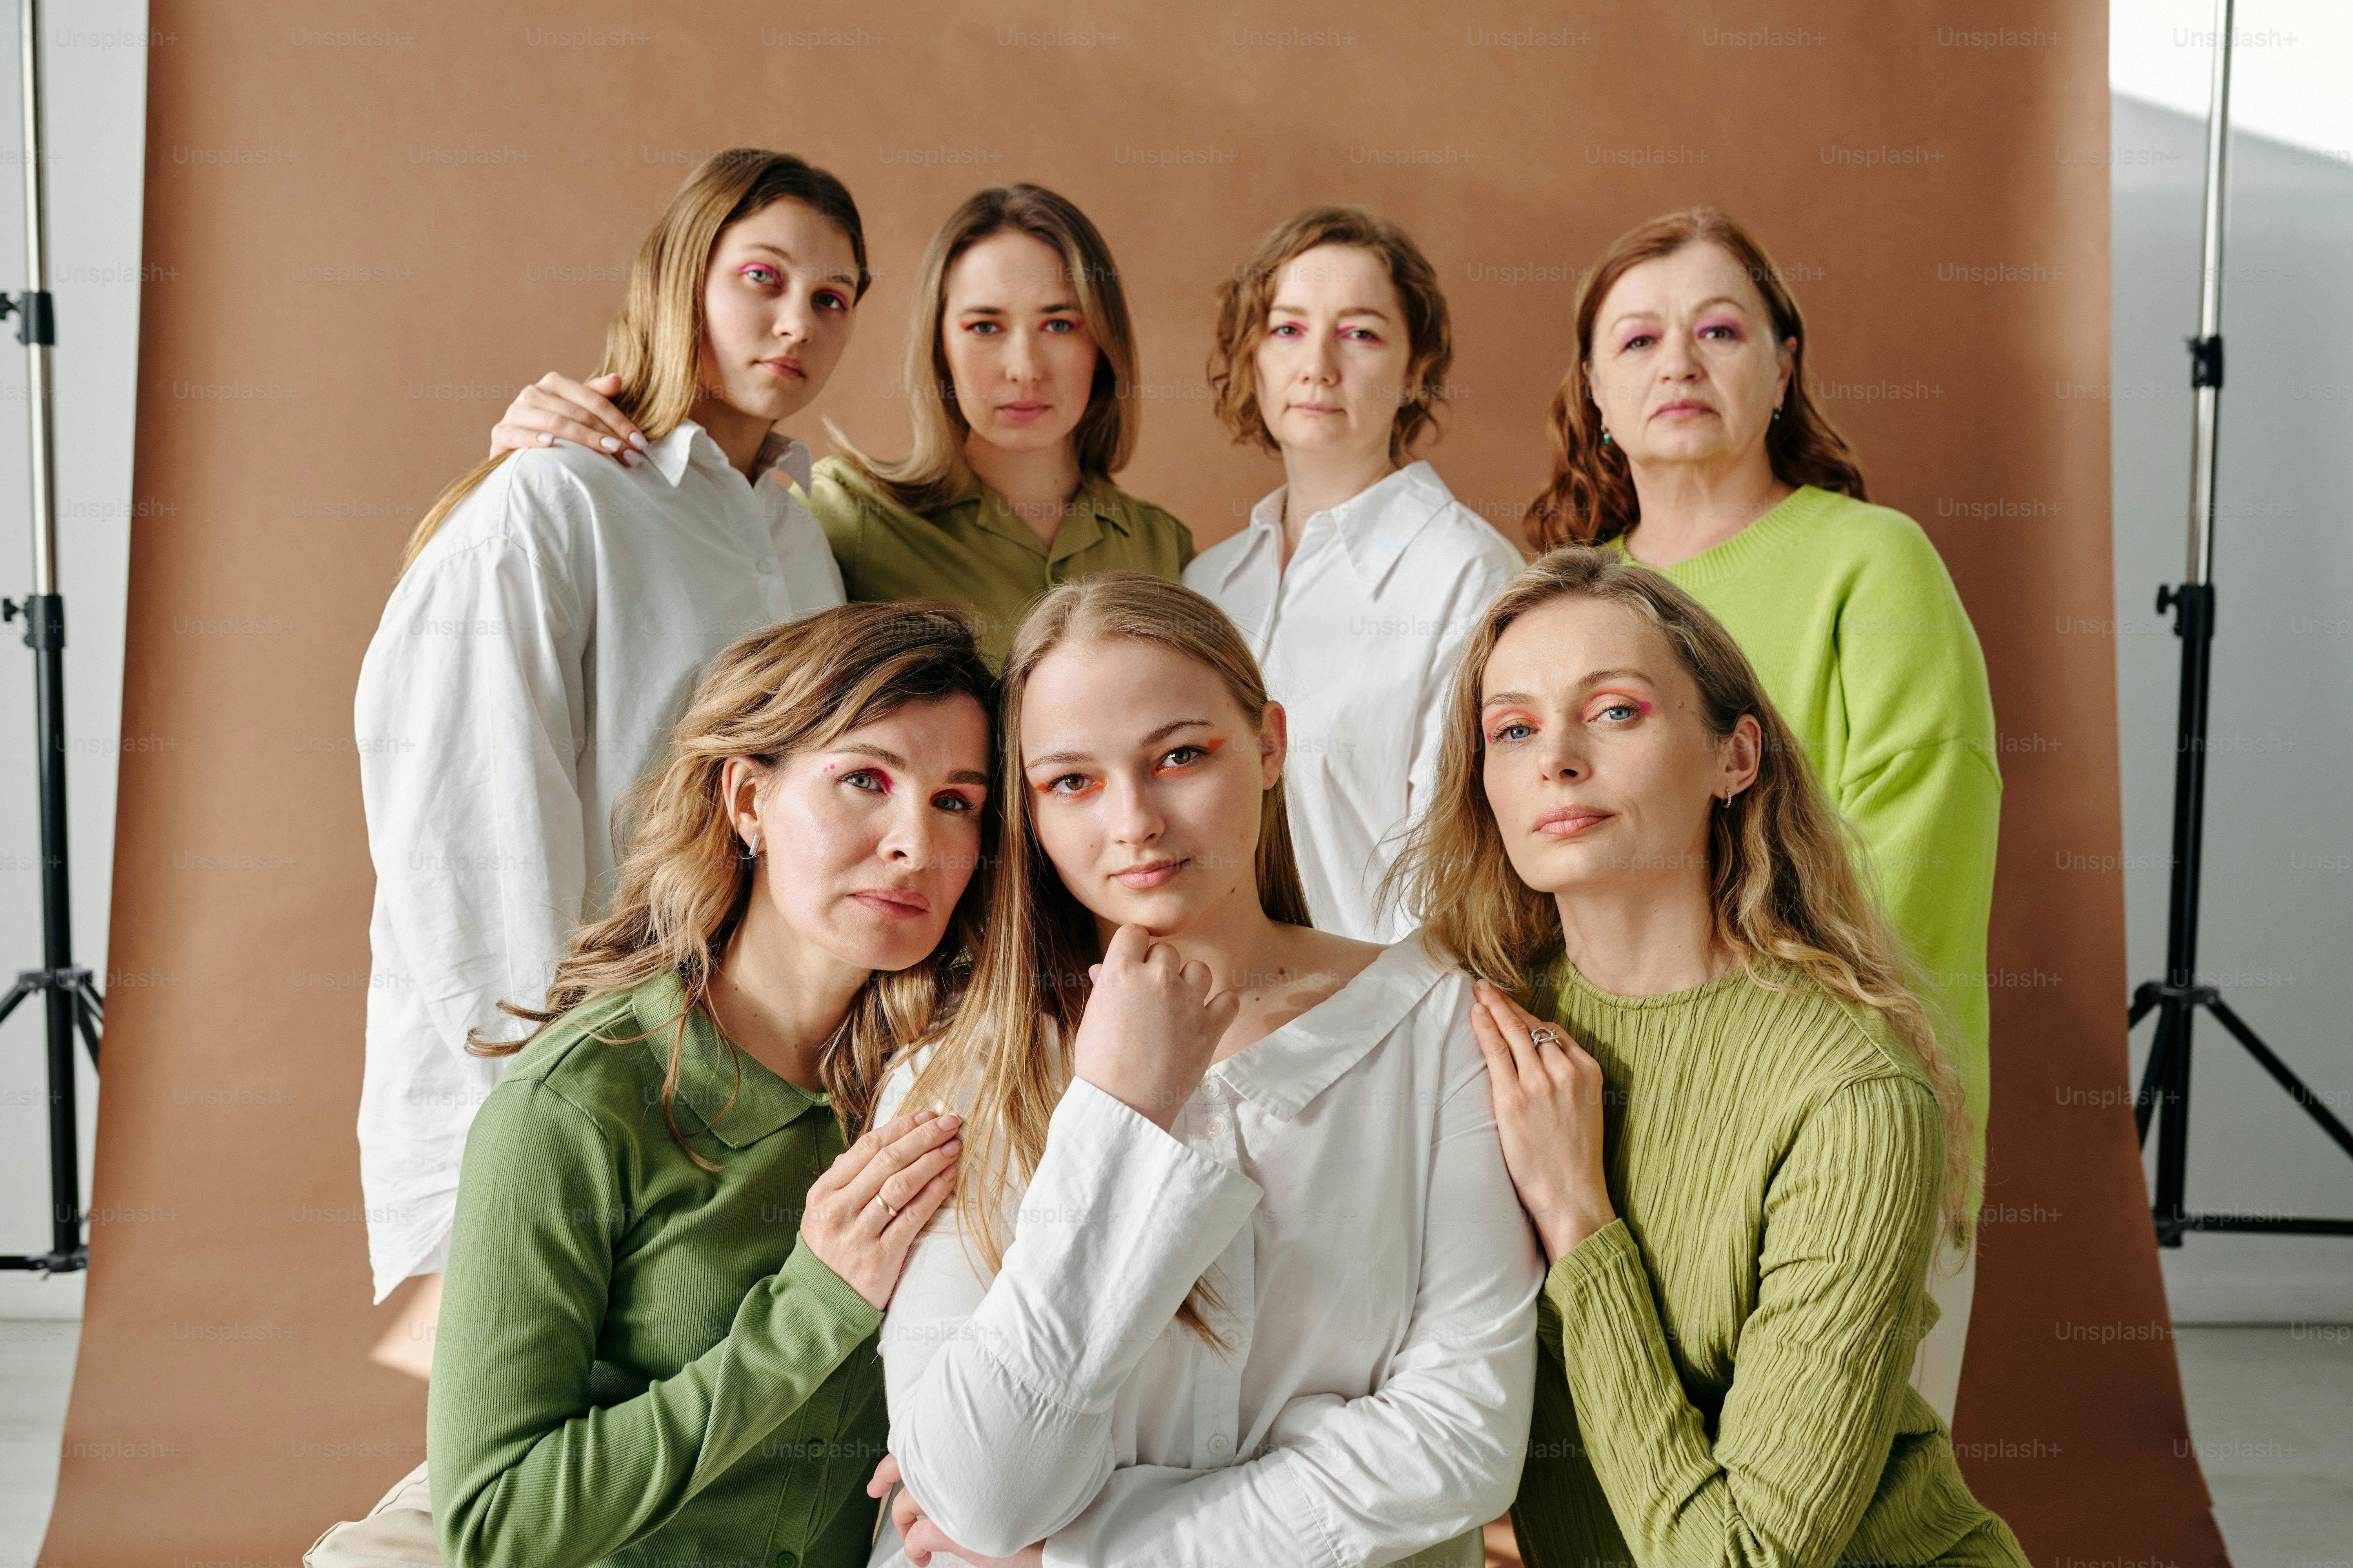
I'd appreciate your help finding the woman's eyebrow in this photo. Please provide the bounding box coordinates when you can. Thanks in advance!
[1026,717,1213,767]
[1482,670,1653,708]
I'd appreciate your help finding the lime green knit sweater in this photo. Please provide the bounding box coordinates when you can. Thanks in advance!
[1616,487,2001,1177]
[1511,958,2026,1567]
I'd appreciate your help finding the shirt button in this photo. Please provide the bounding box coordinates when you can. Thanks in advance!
[1208,1433,1231,1457]
[776,1553,798,1568]
[756,557,776,574]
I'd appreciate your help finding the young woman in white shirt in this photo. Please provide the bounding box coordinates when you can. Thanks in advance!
[860,571,1542,1568]
[352,149,867,1312]
[1186,206,1524,942]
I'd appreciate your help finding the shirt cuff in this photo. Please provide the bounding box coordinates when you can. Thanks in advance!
[766,1235,886,1345]
[971,1077,1262,1410]
[1540,1217,1644,1317]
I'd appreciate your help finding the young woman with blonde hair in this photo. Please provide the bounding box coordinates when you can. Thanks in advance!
[864,571,1541,1567]
[487,184,1195,667]
[1388,547,2026,1566]
[353,149,867,1315]
[1187,205,1521,940]
[1523,208,2000,1416]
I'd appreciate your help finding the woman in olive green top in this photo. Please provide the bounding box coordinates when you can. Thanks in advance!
[1390,549,2026,1566]
[487,184,1193,667]
[426,602,993,1568]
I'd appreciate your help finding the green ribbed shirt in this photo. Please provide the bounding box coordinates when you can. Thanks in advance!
[428,972,886,1568]
[1511,958,2026,1567]
[1613,486,2001,1178]
[805,456,1195,667]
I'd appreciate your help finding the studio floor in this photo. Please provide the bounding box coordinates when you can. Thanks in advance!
[3,1321,2348,1563]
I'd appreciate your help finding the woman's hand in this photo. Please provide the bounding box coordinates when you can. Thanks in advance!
[488,371,646,465]
[1071,923,1238,1131]
[1471,979,1615,1264]
[798,1109,962,1310]
[867,1454,1044,1567]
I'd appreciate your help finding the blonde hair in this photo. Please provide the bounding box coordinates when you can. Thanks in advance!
[402,149,870,574]
[1525,207,1866,550]
[1209,205,1454,465]
[476,601,995,1166]
[1386,547,1975,1248]
[827,184,1140,512]
[907,572,1310,1340]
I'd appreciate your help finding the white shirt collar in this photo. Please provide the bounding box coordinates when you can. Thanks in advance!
[1210,933,1453,1122]
[644,420,812,493]
[1226,461,1453,597]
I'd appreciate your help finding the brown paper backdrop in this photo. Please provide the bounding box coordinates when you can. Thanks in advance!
[49,1,2226,1561]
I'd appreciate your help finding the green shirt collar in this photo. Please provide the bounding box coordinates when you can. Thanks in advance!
[949,471,1135,561]
[628,970,833,1149]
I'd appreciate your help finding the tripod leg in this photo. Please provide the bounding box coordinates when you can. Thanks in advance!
[2200,994,2353,1163]
[70,989,97,1068]
[0,981,28,1029]
[2135,1006,2176,1146]
[2128,979,2164,1029]
[2151,996,2195,1246]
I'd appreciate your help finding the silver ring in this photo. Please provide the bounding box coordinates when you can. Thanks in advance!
[1528,1027,1561,1050]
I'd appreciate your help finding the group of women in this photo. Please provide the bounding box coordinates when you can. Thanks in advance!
[325,147,2018,1567]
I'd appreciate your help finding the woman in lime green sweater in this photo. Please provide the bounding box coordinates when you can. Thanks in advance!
[1390,548,2025,1565]
[1521,209,1999,1421]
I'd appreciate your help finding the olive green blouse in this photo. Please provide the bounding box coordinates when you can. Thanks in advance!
[428,972,885,1568]
[1511,957,2028,1568]
[804,455,1195,667]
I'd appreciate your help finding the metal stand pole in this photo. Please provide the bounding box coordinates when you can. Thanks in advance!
[0,0,99,1277]
[2128,0,2353,1242]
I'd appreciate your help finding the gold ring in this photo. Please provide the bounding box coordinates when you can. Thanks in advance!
[874,1194,899,1220]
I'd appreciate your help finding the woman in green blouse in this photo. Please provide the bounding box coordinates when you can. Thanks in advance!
[424,601,995,1568]
[487,184,1193,668]
[1390,548,2026,1566]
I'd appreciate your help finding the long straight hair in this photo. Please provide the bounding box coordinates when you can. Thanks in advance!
[401,149,870,574]
[475,601,996,1163]
[1524,208,1866,550]
[1386,548,1975,1249]
[907,572,1309,1340]
[827,184,1141,512]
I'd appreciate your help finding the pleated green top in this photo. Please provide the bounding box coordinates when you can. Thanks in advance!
[1509,956,2028,1567]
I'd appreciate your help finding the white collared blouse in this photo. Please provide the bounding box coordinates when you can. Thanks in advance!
[869,935,1544,1568]
[1183,462,1522,943]
[351,422,842,1301]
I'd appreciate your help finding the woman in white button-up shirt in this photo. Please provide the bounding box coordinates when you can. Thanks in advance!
[863,572,1542,1568]
[351,150,864,1306]
[1186,207,1523,944]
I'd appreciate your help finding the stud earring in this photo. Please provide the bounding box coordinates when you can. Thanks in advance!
[1771,406,1784,423]
[745,829,762,860]
[1600,429,1613,446]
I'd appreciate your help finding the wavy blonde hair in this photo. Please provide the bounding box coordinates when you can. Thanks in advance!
[907,572,1311,1341]
[475,601,995,1166]
[402,148,870,574]
[827,184,1140,513]
[1386,547,1975,1248]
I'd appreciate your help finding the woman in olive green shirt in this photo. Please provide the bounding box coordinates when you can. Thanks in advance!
[488,184,1193,668]
[424,602,994,1568]
[1391,549,2026,1566]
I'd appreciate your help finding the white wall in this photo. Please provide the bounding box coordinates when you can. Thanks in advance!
[0,1,147,1318]
[2109,91,2353,1321]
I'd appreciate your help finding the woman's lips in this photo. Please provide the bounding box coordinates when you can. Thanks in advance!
[1531,807,1613,839]
[759,357,806,380]
[850,888,931,917]
[1113,858,1188,889]
[997,400,1050,422]
[1652,399,1715,419]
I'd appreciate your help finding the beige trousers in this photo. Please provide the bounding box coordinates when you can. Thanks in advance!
[1907,1240,1978,1426]
[303,1461,437,1567]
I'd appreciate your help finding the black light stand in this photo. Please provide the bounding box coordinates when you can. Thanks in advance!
[2129,0,2353,1244]
[0,0,100,1279]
